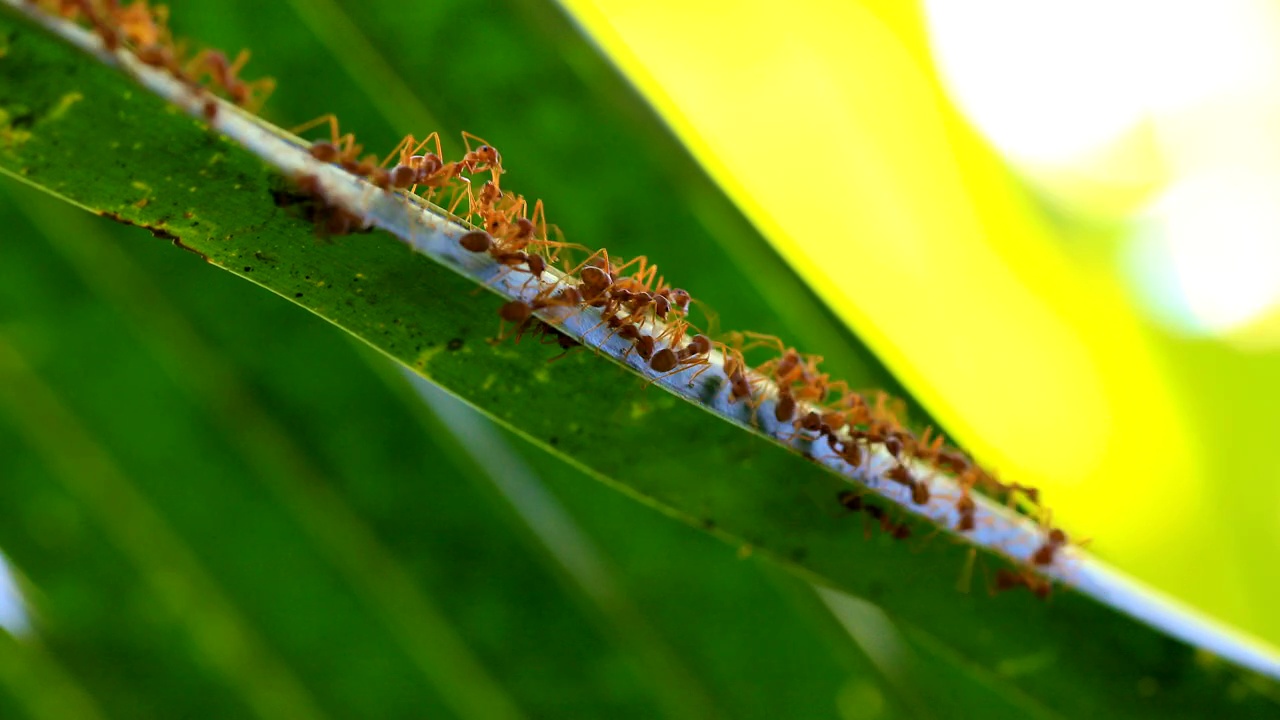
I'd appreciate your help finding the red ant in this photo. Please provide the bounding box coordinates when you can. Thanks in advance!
[720,344,757,406]
[458,131,503,181]
[185,48,275,111]
[492,284,588,344]
[1031,528,1068,566]
[886,464,930,505]
[993,568,1052,600]
[530,321,581,361]
[114,1,172,50]
[838,491,910,540]
[285,173,371,238]
[774,385,797,424]
[292,115,390,186]
[648,333,714,383]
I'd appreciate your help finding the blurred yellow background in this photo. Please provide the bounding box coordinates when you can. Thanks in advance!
[564,0,1280,646]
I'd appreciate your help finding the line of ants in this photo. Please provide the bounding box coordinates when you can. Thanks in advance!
[27,0,275,117]
[390,130,1074,598]
[286,118,1075,600]
[33,0,1074,602]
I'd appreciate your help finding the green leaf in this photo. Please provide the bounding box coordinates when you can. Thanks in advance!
[1,2,1277,718]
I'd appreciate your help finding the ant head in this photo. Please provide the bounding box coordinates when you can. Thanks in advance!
[669,289,691,312]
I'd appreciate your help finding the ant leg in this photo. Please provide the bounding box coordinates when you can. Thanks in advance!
[669,356,711,385]
[690,298,719,334]
[228,48,252,76]
[380,134,420,168]
[241,77,276,112]
[654,318,689,347]
[741,331,786,353]
[290,113,341,144]
[559,248,613,278]
[461,130,494,155]
[412,132,444,162]
[547,347,581,363]
[528,240,592,263]
[448,178,474,217]
[685,358,718,387]
[530,200,548,242]
[609,254,651,277]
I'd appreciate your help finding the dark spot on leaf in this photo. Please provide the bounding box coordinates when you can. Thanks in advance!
[790,548,808,562]
[698,375,725,403]
[702,518,716,530]
[243,266,252,272]
[548,436,559,446]
[11,112,36,130]
[446,338,464,351]
[294,293,303,298]
[98,212,208,262]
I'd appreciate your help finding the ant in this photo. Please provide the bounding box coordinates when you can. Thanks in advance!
[838,437,863,468]
[492,284,587,344]
[648,333,714,384]
[720,344,757,406]
[115,1,171,50]
[185,48,275,111]
[1031,528,1068,566]
[285,173,371,238]
[837,491,910,540]
[774,385,797,424]
[292,114,388,184]
[993,568,1052,600]
[531,321,581,362]
[886,464,930,505]
[458,131,503,181]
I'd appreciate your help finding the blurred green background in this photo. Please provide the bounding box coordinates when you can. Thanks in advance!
[1,0,1277,717]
